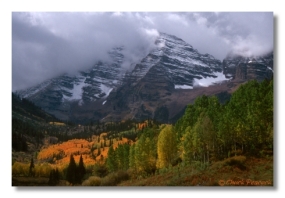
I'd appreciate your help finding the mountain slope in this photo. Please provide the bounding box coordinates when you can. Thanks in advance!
[16,33,273,124]
[92,33,229,122]
[223,52,273,81]
[12,92,59,123]
[16,47,126,121]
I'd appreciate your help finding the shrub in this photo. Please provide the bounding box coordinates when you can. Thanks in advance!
[101,170,129,186]
[225,156,246,165]
[192,161,209,171]
[224,156,246,170]
[85,164,94,177]
[92,163,108,178]
[101,173,117,186]
[82,176,101,186]
[116,170,129,181]
[12,162,29,176]
[35,163,53,177]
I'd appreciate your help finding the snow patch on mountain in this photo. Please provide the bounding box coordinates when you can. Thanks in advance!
[100,84,113,97]
[174,84,193,89]
[267,66,273,72]
[193,72,229,87]
[67,77,86,100]
[93,84,113,99]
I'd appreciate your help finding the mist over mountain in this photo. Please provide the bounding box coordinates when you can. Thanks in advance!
[12,12,273,92]
[16,32,273,124]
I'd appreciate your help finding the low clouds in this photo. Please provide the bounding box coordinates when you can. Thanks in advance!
[12,12,273,91]
[186,12,273,57]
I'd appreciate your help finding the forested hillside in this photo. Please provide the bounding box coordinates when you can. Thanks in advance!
[87,78,273,186]
[12,93,60,123]
[12,93,62,152]
[175,78,273,160]
[12,79,273,186]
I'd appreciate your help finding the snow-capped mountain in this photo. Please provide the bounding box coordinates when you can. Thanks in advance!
[126,33,223,89]
[103,33,231,122]
[16,46,126,120]
[16,32,273,123]
[19,46,124,104]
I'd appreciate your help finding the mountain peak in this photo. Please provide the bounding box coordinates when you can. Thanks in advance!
[15,33,273,124]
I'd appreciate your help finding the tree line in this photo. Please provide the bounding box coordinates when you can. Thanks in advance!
[176,78,273,163]
[103,79,273,177]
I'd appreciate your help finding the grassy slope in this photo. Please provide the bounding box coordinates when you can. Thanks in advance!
[119,156,273,186]
[12,154,273,186]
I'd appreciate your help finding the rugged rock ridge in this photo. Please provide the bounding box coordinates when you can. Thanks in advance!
[223,52,273,81]
[16,33,274,123]
[16,47,126,120]
[127,33,223,88]
[98,33,227,122]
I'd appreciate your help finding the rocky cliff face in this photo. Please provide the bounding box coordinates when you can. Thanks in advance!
[16,33,274,124]
[223,52,273,82]
[128,33,223,87]
[93,33,228,122]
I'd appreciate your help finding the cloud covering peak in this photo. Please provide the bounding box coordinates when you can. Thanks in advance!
[12,12,273,91]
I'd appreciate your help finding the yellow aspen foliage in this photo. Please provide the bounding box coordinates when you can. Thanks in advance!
[12,162,29,176]
[156,125,177,169]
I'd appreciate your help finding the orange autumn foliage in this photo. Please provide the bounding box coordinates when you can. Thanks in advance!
[37,139,92,161]
[137,120,150,130]
[37,135,134,168]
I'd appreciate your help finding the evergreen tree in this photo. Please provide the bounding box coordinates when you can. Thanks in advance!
[48,170,54,186]
[123,144,130,170]
[106,145,117,172]
[48,168,60,186]
[129,144,136,171]
[29,157,35,177]
[66,154,77,185]
[77,154,86,183]
[116,144,125,170]
[55,168,60,182]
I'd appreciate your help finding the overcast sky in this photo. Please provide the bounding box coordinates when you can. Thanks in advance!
[12,12,273,91]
